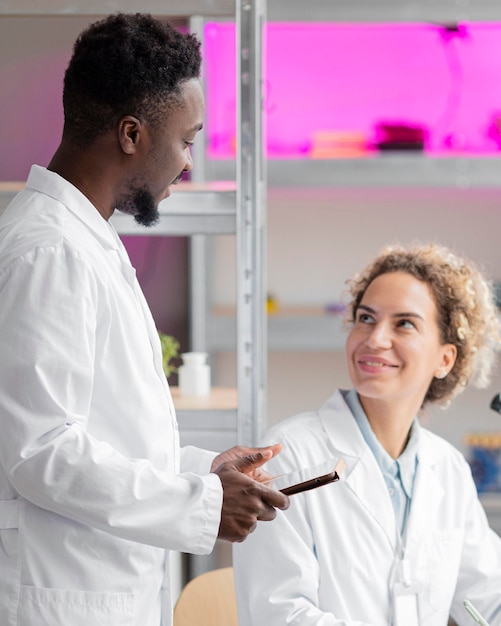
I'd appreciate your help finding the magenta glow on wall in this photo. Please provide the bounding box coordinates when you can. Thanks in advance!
[203,22,501,158]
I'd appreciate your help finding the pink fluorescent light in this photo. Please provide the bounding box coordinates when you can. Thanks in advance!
[204,22,501,158]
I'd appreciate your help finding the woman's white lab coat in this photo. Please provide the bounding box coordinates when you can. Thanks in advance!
[0,166,222,626]
[233,390,501,626]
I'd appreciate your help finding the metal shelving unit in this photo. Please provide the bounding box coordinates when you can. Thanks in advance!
[0,182,237,236]
[187,0,268,448]
[6,0,501,21]
[266,0,501,22]
[200,0,501,358]
[0,0,268,450]
[211,155,501,189]
[111,183,237,236]
[1,0,235,17]
[207,306,346,352]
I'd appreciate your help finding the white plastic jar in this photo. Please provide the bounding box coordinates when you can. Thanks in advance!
[178,352,211,396]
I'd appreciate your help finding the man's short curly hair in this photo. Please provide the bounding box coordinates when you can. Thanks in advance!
[345,243,501,407]
[62,13,201,147]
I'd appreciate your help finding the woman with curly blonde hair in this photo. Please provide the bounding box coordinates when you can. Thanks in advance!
[346,243,500,408]
[234,242,501,626]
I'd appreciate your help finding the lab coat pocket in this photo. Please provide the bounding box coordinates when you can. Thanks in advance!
[424,528,463,611]
[17,585,135,626]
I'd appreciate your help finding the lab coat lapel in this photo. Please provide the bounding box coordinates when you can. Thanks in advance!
[108,224,180,468]
[33,164,121,252]
[43,158,160,370]
[113,237,171,387]
[319,390,399,553]
[404,433,444,550]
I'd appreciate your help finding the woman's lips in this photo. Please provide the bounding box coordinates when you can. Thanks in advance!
[357,356,398,373]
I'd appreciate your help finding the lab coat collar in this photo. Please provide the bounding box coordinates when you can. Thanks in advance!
[404,431,445,551]
[26,165,119,251]
[319,390,399,551]
[319,389,370,459]
[345,388,419,501]
[318,390,445,553]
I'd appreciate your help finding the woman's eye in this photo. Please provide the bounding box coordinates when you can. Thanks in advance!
[357,313,374,324]
[397,319,415,329]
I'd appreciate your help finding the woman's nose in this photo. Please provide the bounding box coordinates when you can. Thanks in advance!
[366,322,392,349]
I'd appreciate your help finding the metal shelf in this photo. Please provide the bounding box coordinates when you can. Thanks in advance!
[207,307,501,353]
[172,386,238,451]
[178,410,238,450]
[207,307,347,352]
[267,0,501,23]
[0,0,235,17]
[0,182,236,236]
[4,0,501,21]
[111,183,236,236]
[209,155,501,189]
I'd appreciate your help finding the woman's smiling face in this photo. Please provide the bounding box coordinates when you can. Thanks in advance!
[346,271,456,408]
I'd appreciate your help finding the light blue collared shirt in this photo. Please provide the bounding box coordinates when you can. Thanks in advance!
[343,389,420,536]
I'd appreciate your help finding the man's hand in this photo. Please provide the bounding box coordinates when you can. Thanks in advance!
[211,443,282,481]
[213,450,289,543]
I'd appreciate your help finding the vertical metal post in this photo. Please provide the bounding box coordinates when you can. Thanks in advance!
[189,16,209,354]
[236,0,267,446]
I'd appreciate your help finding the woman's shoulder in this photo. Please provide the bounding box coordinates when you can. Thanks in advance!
[264,410,324,447]
[419,426,471,473]
[261,393,346,472]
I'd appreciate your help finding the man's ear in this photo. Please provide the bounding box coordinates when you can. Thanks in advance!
[118,115,142,154]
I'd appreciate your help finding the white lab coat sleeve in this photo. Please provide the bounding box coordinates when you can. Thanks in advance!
[180,445,218,475]
[448,456,501,626]
[0,246,222,554]
[233,435,374,626]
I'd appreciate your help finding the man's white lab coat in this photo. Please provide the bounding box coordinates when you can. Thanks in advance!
[0,166,222,626]
[234,390,501,626]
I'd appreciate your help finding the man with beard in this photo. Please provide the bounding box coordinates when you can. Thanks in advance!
[0,13,288,626]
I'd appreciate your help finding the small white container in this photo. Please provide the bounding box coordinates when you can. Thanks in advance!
[178,352,211,396]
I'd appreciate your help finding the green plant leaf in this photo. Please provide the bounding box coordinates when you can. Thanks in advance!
[158,331,180,378]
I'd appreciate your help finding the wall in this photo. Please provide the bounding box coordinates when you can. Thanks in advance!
[0,16,90,181]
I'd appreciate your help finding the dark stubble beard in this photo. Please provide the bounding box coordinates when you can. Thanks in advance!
[117,188,159,227]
